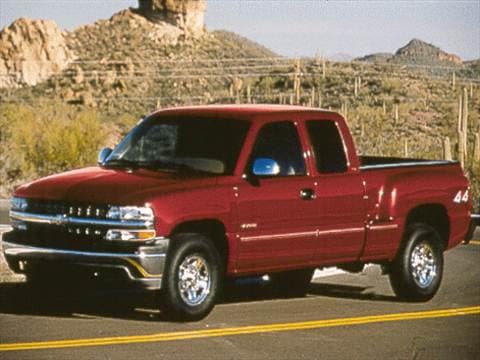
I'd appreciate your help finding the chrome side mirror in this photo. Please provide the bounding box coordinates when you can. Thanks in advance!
[98,147,112,165]
[252,158,280,176]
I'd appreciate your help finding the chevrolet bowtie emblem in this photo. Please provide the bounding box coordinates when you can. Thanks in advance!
[52,215,68,226]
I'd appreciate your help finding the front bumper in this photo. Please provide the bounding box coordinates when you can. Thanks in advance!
[2,231,169,290]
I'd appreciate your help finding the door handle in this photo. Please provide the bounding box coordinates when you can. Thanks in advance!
[300,188,316,200]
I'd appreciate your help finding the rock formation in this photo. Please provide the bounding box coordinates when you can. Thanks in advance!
[135,0,206,36]
[0,0,207,88]
[356,39,463,66]
[394,38,462,65]
[0,18,74,88]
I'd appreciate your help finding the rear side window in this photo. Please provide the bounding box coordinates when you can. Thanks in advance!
[306,120,347,173]
[250,121,306,176]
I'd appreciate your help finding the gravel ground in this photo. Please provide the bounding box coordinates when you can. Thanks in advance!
[0,227,25,282]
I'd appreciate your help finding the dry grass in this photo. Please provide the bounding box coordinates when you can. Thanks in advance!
[0,231,25,282]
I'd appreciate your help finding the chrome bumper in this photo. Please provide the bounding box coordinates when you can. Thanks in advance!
[464,214,479,244]
[472,214,480,224]
[9,210,153,228]
[2,235,169,290]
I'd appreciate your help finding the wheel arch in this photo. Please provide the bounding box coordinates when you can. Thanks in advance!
[170,219,229,271]
[404,203,450,250]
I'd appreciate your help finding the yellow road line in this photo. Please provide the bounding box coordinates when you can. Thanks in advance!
[0,306,479,352]
[469,240,480,245]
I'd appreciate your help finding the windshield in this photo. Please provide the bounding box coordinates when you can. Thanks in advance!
[105,116,251,175]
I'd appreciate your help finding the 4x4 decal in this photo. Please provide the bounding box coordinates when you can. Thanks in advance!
[453,190,469,204]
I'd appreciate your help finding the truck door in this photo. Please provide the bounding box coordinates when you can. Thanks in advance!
[235,121,319,272]
[305,119,366,263]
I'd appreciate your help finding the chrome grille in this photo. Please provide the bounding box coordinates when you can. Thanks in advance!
[14,200,112,247]
[26,199,109,219]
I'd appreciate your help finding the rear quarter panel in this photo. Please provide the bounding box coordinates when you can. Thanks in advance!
[362,163,470,261]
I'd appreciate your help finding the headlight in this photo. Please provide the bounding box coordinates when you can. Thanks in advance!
[106,206,154,221]
[11,197,28,212]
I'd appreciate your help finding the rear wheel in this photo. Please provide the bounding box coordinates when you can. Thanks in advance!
[160,233,221,321]
[389,223,443,301]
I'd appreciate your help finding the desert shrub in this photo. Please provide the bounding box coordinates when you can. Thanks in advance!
[0,101,108,196]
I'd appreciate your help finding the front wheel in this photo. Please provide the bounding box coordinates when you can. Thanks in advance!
[160,233,221,321]
[388,223,443,301]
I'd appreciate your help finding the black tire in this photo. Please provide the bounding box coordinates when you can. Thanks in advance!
[160,233,221,321]
[389,223,444,301]
[24,268,56,288]
[270,268,314,297]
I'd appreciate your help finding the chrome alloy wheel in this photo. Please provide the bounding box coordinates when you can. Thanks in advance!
[178,254,211,306]
[410,242,438,288]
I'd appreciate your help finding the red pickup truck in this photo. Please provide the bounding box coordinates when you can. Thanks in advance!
[3,105,474,320]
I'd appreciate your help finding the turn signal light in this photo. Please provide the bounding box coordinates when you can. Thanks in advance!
[105,229,156,241]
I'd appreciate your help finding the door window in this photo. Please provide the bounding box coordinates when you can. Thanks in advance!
[249,121,306,176]
[306,120,348,173]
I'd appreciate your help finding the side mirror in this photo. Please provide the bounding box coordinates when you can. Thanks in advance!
[252,158,280,176]
[98,147,112,165]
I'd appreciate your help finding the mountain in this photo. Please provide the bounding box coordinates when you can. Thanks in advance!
[0,0,276,89]
[356,39,463,66]
[0,4,479,201]
[464,59,480,71]
[355,52,393,63]
[326,53,354,62]
[393,38,462,65]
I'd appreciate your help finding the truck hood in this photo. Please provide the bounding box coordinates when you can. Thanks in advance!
[14,166,219,205]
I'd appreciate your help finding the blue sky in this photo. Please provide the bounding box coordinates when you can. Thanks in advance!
[0,0,479,60]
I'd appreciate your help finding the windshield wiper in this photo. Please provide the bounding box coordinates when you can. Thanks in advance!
[140,160,212,174]
[102,159,142,169]
[103,159,214,175]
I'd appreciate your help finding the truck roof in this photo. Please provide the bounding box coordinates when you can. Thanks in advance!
[150,104,338,119]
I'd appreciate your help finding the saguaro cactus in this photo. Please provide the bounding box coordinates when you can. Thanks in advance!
[443,137,452,161]
[354,76,361,98]
[293,58,301,105]
[457,88,469,167]
[341,102,348,118]
[310,87,315,107]
[474,132,480,163]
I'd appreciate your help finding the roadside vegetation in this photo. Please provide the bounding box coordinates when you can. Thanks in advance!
[0,101,137,196]
[1,58,478,208]
[0,17,478,206]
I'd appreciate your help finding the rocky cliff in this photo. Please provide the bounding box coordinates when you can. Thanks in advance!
[135,0,206,36]
[0,18,74,88]
[0,0,208,88]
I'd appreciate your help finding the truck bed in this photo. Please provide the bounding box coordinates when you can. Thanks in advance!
[359,156,457,170]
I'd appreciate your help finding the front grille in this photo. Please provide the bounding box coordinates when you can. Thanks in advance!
[14,200,116,251]
[24,223,102,251]
[25,199,109,219]
[12,225,138,253]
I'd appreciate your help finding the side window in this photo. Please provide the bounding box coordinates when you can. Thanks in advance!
[250,121,306,176]
[306,120,348,173]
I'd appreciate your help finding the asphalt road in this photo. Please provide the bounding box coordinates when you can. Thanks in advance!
[0,237,479,360]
